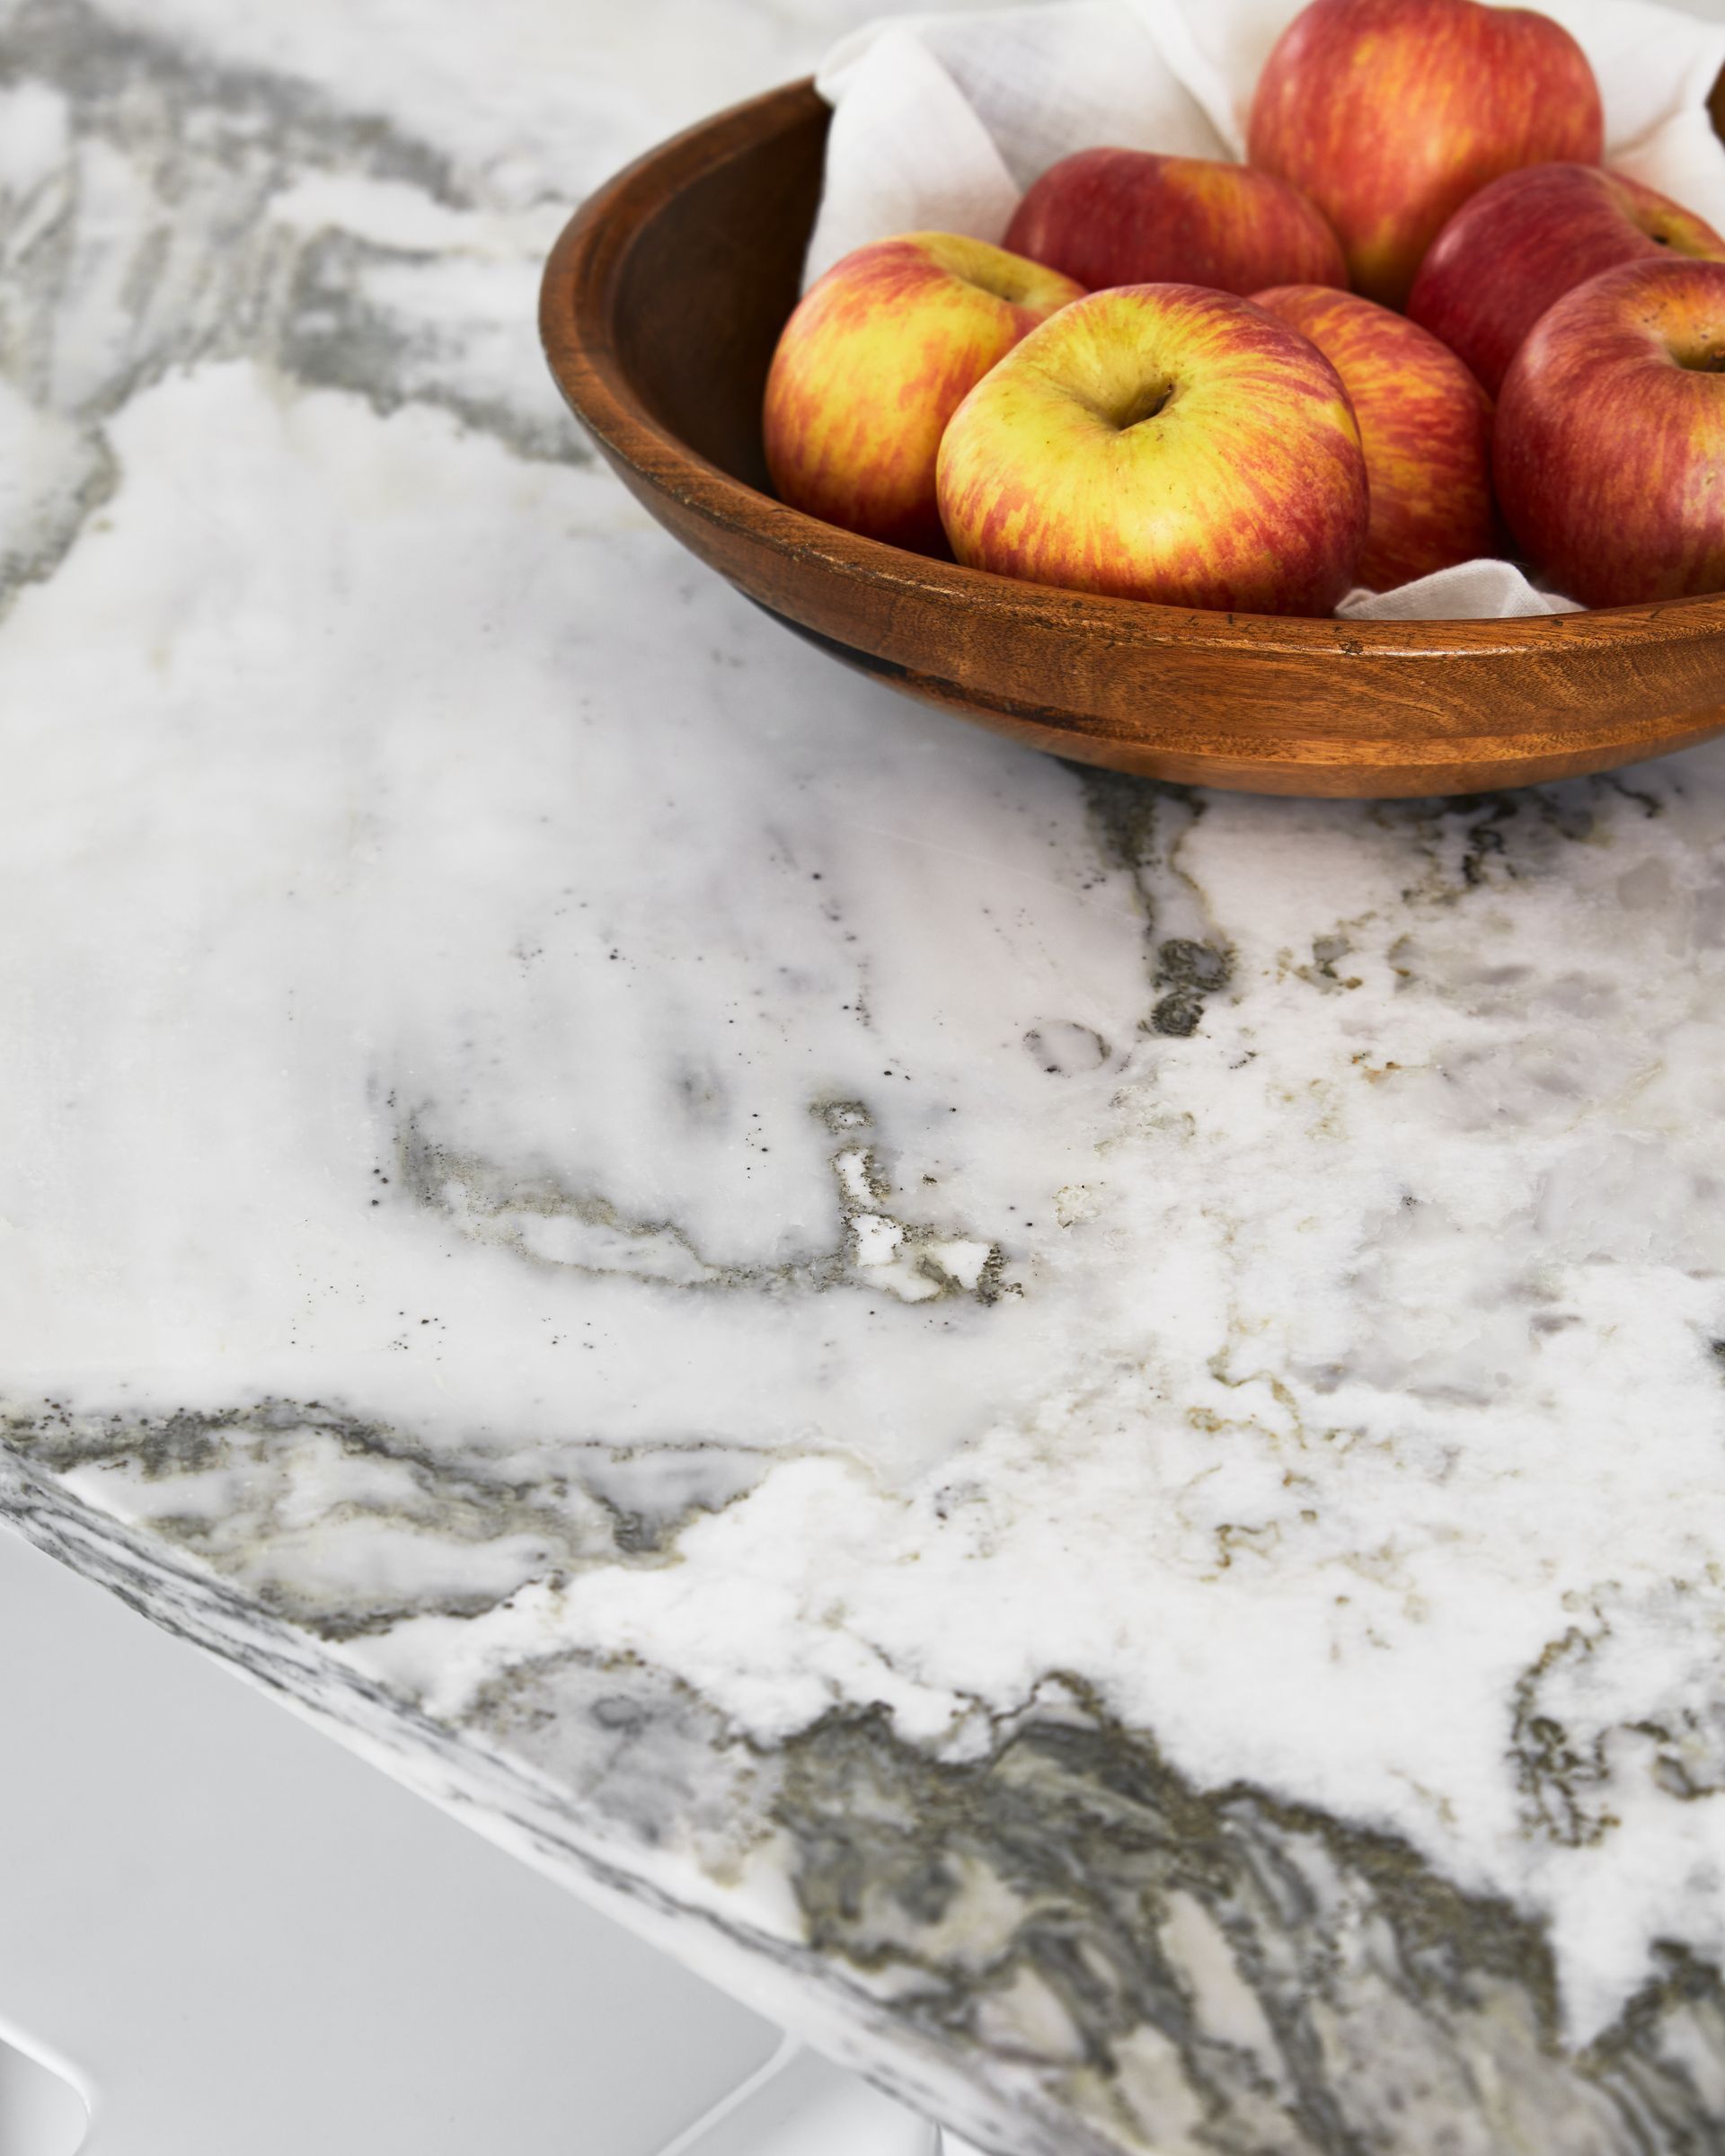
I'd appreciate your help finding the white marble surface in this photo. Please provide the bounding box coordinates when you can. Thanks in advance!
[7,1,1725,2150]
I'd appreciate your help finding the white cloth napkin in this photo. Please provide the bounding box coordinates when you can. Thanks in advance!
[806,0,1725,618]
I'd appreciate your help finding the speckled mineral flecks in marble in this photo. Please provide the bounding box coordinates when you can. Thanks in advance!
[6,0,1725,2149]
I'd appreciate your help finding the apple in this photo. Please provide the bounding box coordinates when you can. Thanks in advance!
[763,232,1083,552]
[1004,148,1345,297]
[1494,257,1725,606]
[1409,163,1725,395]
[1247,0,1604,308]
[935,283,1368,614]
[1252,285,1495,588]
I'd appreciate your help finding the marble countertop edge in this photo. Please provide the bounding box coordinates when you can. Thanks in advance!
[0,1446,1086,2156]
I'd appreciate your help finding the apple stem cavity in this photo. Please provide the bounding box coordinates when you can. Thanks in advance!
[960,266,1040,306]
[1116,381,1175,429]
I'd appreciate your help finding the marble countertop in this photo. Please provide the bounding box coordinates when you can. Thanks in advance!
[6,0,1725,2148]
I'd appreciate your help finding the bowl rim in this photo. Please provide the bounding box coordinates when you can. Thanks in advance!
[540,74,1725,665]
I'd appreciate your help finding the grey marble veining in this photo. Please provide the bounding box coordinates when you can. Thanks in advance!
[7,2,1725,2150]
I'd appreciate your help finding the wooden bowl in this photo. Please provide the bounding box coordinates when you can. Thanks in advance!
[540,77,1725,799]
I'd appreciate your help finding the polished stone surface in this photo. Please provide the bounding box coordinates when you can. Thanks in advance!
[6,1,1725,2148]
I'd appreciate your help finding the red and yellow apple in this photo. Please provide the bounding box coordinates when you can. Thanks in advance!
[1495,257,1725,606]
[1247,0,1604,307]
[935,283,1368,614]
[1004,148,1345,297]
[1252,285,1495,588]
[763,232,1083,552]
[1409,163,1725,395]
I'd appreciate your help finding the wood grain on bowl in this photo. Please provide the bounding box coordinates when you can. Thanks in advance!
[540,75,1725,799]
